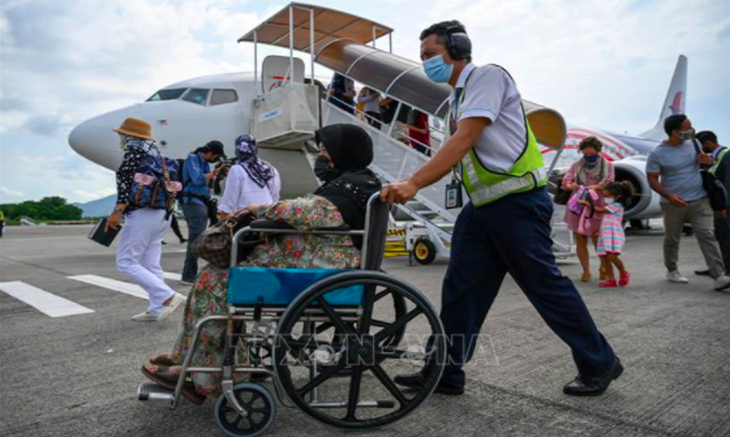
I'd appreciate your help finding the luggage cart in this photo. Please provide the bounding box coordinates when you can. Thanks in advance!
[137,194,446,436]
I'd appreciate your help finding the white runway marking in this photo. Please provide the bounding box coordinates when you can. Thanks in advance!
[0,281,95,318]
[163,272,182,281]
[68,275,183,300]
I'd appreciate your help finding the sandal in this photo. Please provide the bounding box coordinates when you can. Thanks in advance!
[141,365,206,406]
[619,271,630,287]
[149,354,176,367]
[580,272,592,283]
[599,280,618,288]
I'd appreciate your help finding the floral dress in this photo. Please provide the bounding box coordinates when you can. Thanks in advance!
[170,195,361,397]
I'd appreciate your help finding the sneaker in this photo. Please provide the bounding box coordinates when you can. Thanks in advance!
[131,311,163,322]
[599,280,618,288]
[713,275,730,291]
[694,269,711,276]
[618,271,630,287]
[132,294,184,322]
[157,294,184,321]
[666,271,689,283]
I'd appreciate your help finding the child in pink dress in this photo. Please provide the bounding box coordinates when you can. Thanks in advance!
[583,182,634,288]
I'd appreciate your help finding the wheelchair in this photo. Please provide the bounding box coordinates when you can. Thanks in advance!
[138,194,446,436]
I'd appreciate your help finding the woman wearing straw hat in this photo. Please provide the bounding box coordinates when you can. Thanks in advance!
[107,117,183,321]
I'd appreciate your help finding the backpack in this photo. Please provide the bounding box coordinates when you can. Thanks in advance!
[130,155,183,210]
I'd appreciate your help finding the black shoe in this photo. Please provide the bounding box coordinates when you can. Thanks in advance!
[393,372,464,396]
[563,357,623,397]
[161,240,168,245]
[694,269,711,276]
[180,238,188,244]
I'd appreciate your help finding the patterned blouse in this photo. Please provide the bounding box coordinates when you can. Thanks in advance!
[115,139,160,213]
[241,194,361,269]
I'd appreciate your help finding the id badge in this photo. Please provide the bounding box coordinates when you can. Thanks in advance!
[445,179,463,209]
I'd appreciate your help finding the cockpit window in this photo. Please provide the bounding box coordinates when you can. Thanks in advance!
[182,88,210,105]
[210,89,238,106]
[146,88,187,101]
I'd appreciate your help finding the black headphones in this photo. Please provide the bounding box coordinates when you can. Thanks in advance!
[443,23,472,61]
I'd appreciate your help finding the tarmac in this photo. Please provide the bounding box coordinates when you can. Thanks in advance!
[1,224,729,437]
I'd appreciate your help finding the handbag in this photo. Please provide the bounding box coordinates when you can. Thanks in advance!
[553,177,572,205]
[190,210,263,269]
[692,139,728,211]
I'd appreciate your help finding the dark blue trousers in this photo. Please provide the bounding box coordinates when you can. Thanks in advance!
[439,187,616,387]
[181,202,209,282]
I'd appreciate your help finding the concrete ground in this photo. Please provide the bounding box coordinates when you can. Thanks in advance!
[1,224,729,437]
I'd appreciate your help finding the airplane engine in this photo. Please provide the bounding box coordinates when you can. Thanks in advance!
[613,156,661,220]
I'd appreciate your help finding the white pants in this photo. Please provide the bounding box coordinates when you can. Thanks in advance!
[116,208,175,314]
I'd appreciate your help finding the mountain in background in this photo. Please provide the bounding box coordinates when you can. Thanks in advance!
[74,195,116,218]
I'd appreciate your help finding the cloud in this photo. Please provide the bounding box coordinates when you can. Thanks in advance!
[1,186,24,197]
[0,0,262,137]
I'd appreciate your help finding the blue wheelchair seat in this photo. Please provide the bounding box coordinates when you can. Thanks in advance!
[228,267,363,307]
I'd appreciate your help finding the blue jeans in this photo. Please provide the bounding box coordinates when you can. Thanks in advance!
[182,202,209,282]
[439,187,616,387]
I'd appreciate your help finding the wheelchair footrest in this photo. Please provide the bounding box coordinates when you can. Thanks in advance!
[309,400,395,409]
[137,382,175,405]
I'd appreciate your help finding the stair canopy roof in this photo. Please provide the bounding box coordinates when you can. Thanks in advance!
[238,2,392,53]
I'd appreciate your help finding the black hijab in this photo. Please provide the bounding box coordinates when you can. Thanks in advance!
[313,124,381,234]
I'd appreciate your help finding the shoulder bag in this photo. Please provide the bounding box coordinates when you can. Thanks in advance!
[692,139,727,211]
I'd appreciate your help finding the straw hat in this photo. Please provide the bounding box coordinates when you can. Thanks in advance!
[113,117,154,140]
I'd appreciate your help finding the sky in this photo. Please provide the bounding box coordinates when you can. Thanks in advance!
[1,0,729,204]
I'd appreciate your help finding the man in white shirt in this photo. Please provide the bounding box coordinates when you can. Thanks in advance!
[381,20,621,397]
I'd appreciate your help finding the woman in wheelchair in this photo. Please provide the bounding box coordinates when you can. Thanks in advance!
[142,124,382,402]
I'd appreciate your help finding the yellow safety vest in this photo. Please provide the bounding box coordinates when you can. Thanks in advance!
[710,148,728,176]
[446,67,546,207]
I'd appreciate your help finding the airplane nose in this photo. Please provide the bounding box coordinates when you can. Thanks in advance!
[68,114,126,170]
[68,119,94,158]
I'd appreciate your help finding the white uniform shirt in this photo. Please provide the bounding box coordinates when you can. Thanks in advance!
[218,164,281,214]
[451,63,528,173]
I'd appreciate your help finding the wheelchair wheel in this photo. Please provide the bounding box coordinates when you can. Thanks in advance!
[313,286,407,377]
[214,383,276,437]
[273,271,445,429]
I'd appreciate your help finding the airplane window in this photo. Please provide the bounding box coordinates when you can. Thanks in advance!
[146,88,187,101]
[210,89,238,106]
[182,88,210,105]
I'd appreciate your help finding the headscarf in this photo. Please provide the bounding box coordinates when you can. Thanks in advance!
[234,134,275,189]
[313,124,381,234]
[120,134,161,158]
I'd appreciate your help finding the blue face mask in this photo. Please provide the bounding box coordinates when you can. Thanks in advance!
[423,54,454,83]
[584,154,599,164]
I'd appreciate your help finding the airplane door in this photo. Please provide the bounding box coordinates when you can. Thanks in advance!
[261,56,305,93]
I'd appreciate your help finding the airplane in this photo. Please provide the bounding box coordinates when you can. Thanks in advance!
[69,29,686,223]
